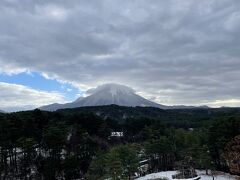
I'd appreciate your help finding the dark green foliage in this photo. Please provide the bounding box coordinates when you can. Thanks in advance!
[144,136,175,171]
[0,109,111,179]
[59,105,240,128]
[208,117,240,170]
[87,144,139,180]
[0,106,239,179]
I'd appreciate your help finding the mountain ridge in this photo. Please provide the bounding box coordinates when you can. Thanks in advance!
[0,110,5,113]
[40,83,209,111]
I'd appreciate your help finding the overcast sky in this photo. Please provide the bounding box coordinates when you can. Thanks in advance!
[1,0,240,111]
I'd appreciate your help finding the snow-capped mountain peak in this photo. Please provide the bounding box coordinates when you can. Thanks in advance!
[87,83,134,97]
[40,83,208,111]
[40,83,164,111]
[76,83,161,107]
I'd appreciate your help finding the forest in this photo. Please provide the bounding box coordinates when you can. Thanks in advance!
[0,105,240,179]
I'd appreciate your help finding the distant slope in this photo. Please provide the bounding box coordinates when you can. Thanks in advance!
[40,83,208,111]
[0,110,5,113]
[57,105,240,127]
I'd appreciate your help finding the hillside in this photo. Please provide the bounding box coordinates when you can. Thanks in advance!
[0,110,5,113]
[57,105,240,128]
[0,106,240,179]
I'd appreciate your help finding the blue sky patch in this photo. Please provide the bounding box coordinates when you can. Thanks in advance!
[0,72,83,102]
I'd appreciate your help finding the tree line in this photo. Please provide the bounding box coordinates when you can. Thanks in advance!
[0,108,239,179]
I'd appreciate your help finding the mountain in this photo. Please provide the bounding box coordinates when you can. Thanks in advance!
[75,83,166,107]
[40,83,166,111]
[40,83,209,111]
[0,110,5,113]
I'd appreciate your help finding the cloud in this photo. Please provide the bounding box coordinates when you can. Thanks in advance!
[35,4,69,21]
[0,0,240,107]
[207,99,240,107]
[0,82,66,112]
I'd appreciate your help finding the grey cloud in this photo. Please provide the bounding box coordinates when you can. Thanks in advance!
[0,82,66,112]
[1,0,240,107]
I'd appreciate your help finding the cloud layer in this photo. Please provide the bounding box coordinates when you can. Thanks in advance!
[0,82,66,112]
[1,0,240,107]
